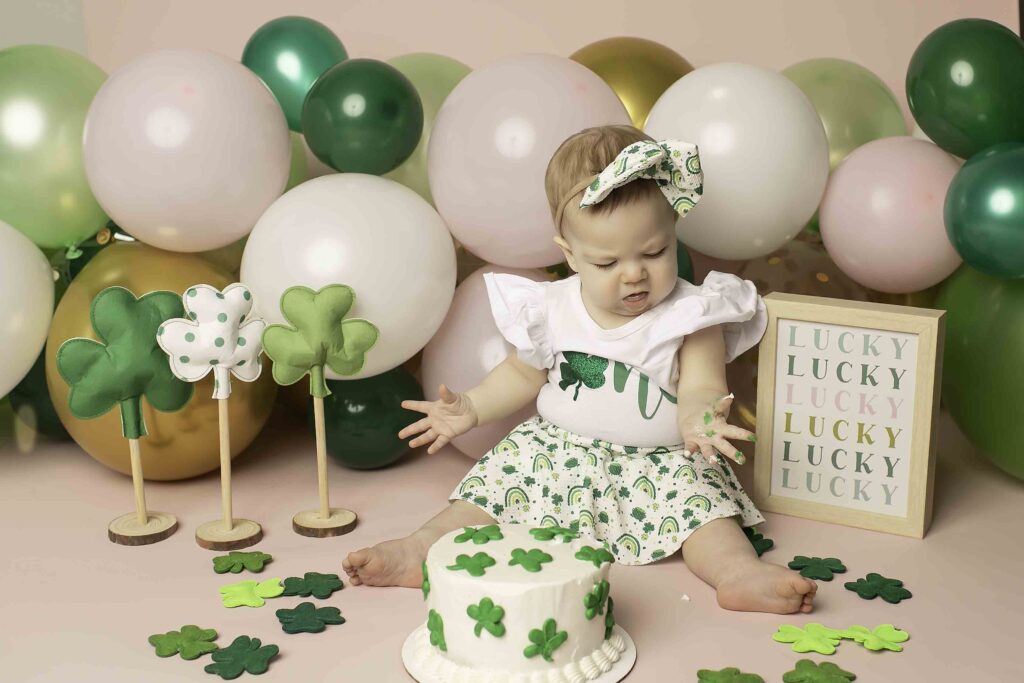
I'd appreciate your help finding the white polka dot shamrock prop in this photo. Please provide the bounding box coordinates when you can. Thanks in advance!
[260,284,379,537]
[156,283,267,550]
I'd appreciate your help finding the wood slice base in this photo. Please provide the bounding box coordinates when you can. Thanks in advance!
[195,518,263,551]
[108,511,178,546]
[292,508,357,538]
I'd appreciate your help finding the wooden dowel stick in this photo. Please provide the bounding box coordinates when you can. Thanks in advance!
[219,398,234,531]
[314,395,330,519]
[128,438,148,526]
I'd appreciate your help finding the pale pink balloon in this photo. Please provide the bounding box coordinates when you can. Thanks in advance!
[421,264,549,459]
[427,53,631,268]
[820,136,962,293]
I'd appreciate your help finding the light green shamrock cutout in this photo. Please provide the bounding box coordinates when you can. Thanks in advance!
[782,659,857,683]
[583,580,610,620]
[773,624,845,655]
[454,525,504,545]
[147,625,219,660]
[841,624,909,652]
[467,597,506,638]
[508,548,553,573]
[56,286,193,439]
[261,284,379,398]
[446,552,496,577]
[219,578,285,608]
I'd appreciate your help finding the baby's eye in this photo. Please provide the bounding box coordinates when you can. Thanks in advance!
[594,261,616,270]
[644,247,669,259]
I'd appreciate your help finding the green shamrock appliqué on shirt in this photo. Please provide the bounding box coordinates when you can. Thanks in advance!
[558,352,608,400]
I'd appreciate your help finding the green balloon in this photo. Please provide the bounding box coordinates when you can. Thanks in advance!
[0,45,108,249]
[302,58,424,175]
[936,266,1024,480]
[944,143,1024,279]
[241,16,347,131]
[675,240,694,283]
[9,352,68,439]
[313,366,425,470]
[907,19,1024,159]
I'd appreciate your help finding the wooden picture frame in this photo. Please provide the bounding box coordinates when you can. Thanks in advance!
[753,293,944,538]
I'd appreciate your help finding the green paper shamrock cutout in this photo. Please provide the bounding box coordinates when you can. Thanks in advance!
[843,573,912,603]
[219,578,284,608]
[212,551,273,574]
[427,609,446,651]
[467,597,506,638]
[454,524,504,545]
[696,667,765,683]
[261,284,379,398]
[508,548,554,573]
[147,625,218,660]
[446,552,496,577]
[841,624,909,652]
[523,618,568,663]
[421,561,430,600]
[203,635,279,679]
[605,596,616,639]
[281,572,344,599]
[788,556,847,580]
[529,526,580,543]
[583,580,610,620]
[743,526,774,556]
[773,623,845,655]
[275,601,346,634]
[558,351,608,400]
[782,659,856,683]
[575,545,615,568]
[56,286,193,439]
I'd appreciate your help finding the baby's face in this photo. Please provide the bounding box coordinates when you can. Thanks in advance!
[556,193,678,321]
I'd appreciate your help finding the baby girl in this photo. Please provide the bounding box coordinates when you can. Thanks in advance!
[344,124,817,614]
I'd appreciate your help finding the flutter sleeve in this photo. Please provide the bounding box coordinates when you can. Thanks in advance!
[482,273,555,370]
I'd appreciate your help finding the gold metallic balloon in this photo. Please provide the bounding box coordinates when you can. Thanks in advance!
[45,242,277,481]
[571,37,693,130]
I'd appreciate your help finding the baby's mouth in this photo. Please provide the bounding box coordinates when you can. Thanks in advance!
[623,291,648,307]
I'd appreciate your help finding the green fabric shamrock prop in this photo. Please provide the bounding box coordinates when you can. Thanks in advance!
[508,548,553,573]
[454,524,504,545]
[788,556,847,580]
[843,573,912,603]
[575,545,615,567]
[212,551,273,574]
[467,597,506,638]
[148,625,218,660]
[275,601,346,634]
[219,578,284,608]
[782,659,856,683]
[558,352,608,400]
[841,624,909,652]
[743,526,774,556]
[529,526,579,543]
[56,286,192,439]
[605,596,616,639]
[281,572,344,599]
[421,561,430,600]
[203,635,278,679]
[427,609,446,651]
[261,284,379,398]
[446,552,496,577]
[696,667,765,682]
[583,580,610,620]
[773,624,845,655]
[523,618,568,663]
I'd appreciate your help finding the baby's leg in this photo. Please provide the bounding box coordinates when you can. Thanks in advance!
[681,517,817,614]
[343,500,496,588]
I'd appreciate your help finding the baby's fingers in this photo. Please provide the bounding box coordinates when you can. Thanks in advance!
[398,417,431,440]
[699,442,719,465]
[427,433,451,455]
[401,399,433,415]
[409,428,438,449]
[718,424,755,443]
[712,435,746,465]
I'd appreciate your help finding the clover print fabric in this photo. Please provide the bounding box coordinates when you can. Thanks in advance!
[449,415,764,566]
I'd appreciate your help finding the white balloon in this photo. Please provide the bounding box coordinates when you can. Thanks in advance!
[83,49,291,252]
[0,220,54,396]
[645,63,829,260]
[241,174,457,379]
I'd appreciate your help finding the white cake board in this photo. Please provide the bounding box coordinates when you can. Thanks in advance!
[402,623,637,683]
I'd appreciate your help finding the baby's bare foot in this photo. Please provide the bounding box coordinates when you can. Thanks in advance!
[716,559,817,614]
[342,532,430,588]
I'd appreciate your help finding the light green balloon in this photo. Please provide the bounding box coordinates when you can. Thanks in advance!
[384,53,472,205]
[0,45,108,249]
[286,132,308,191]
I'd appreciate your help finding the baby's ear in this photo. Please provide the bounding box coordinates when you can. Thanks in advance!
[553,235,578,272]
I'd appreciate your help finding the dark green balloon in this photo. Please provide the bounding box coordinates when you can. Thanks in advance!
[907,19,1024,159]
[935,265,1024,480]
[242,16,347,131]
[945,143,1024,278]
[302,58,424,175]
[675,240,694,283]
[9,352,68,439]
[312,366,425,470]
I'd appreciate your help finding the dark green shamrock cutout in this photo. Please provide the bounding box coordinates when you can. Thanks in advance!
[508,548,554,573]
[203,635,278,679]
[782,659,857,682]
[843,573,912,604]
[56,286,193,438]
[575,545,615,568]
[697,667,765,682]
[212,551,273,574]
[558,351,608,400]
[743,526,774,557]
[446,552,496,577]
[529,526,579,543]
[788,556,847,580]
[261,284,379,398]
[583,580,609,620]
[454,524,504,545]
[427,609,446,651]
[281,572,344,599]
[604,596,616,639]
[148,625,218,660]
[421,561,430,600]
[467,597,506,638]
[275,601,345,634]
[523,618,568,663]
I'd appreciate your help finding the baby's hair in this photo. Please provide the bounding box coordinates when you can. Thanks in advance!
[545,124,671,236]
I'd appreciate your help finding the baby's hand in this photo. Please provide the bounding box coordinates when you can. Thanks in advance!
[680,393,755,466]
[398,384,479,454]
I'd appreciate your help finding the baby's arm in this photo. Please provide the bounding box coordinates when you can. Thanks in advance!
[466,352,547,426]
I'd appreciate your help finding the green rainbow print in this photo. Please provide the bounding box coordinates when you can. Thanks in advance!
[672,196,697,213]
[603,484,616,499]
[568,486,588,506]
[616,533,641,557]
[632,476,657,498]
[494,438,518,454]
[673,464,697,481]
[658,516,680,535]
[459,476,485,494]
[505,487,529,507]
[577,509,596,533]
[532,454,553,472]
[584,452,599,466]
[686,155,701,175]
[684,494,711,512]
[539,515,560,528]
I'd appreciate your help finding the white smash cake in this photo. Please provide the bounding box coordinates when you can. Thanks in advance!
[406,523,628,682]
